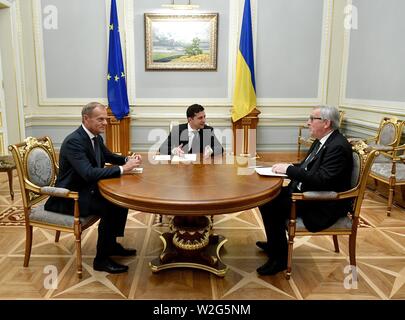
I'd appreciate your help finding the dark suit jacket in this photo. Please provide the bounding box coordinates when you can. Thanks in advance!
[159,123,224,155]
[286,130,353,232]
[45,126,126,216]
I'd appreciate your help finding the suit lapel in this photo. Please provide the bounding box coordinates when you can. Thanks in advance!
[77,126,98,164]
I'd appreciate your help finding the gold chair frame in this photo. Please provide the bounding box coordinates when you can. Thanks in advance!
[286,148,378,280]
[9,136,99,278]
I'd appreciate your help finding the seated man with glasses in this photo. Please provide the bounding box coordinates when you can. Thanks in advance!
[256,105,353,276]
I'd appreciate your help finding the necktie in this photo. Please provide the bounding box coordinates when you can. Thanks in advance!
[189,130,200,154]
[300,140,321,169]
[289,141,321,192]
[92,137,101,167]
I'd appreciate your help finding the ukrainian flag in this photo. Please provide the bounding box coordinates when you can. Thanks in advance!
[232,0,256,122]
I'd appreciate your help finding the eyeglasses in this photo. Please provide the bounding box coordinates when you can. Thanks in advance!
[309,116,323,121]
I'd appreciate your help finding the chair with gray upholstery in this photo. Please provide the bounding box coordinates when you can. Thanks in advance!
[369,140,405,216]
[285,147,378,280]
[9,136,99,278]
[0,155,16,200]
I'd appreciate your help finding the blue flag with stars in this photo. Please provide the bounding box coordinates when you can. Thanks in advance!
[107,0,129,120]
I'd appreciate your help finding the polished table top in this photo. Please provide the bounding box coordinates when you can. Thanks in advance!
[98,155,282,215]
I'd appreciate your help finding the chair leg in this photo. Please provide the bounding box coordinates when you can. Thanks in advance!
[297,142,301,162]
[387,184,395,216]
[348,234,356,267]
[286,234,295,280]
[55,231,61,242]
[372,178,378,191]
[24,225,33,267]
[332,235,340,253]
[75,233,83,279]
[7,169,14,200]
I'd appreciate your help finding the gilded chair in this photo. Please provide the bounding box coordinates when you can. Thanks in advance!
[350,117,404,216]
[285,148,378,280]
[350,117,403,159]
[0,155,16,200]
[369,141,405,216]
[297,111,345,161]
[9,136,100,278]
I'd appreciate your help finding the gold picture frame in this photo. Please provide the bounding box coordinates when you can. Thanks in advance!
[144,13,218,71]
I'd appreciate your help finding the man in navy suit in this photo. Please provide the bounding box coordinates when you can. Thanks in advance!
[256,105,353,276]
[45,102,142,274]
[159,104,224,157]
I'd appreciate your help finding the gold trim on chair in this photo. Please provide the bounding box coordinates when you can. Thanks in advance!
[285,147,378,280]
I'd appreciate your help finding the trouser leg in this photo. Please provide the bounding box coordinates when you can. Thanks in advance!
[91,197,128,259]
[258,187,291,258]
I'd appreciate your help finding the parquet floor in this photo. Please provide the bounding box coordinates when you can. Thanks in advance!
[0,156,404,300]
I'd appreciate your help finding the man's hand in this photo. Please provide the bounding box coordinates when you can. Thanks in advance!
[172,144,185,157]
[203,145,213,159]
[272,163,292,174]
[122,154,142,173]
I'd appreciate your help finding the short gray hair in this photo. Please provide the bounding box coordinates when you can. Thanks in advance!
[81,102,106,121]
[317,105,340,130]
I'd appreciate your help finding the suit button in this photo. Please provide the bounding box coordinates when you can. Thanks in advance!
[90,190,95,195]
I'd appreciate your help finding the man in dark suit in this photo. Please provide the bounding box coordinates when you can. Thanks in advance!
[256,105,353,276]
[45,102,142,274]
[159,104,224,157]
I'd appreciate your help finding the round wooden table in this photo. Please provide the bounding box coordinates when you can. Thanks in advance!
[98,155,282,276]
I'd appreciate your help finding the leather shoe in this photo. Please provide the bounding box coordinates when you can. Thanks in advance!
[110,243,137,257]
[93,257,129,274]
[256,258,287,276]
[256,241,270,252]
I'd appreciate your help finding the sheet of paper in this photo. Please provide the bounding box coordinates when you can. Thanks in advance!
[171,154,197,162]
[255,167,287,177]
[153,155,171,161]
[125,167,143,174]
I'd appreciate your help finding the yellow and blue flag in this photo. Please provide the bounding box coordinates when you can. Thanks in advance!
[107,0,129,120]
[232,0,256,122]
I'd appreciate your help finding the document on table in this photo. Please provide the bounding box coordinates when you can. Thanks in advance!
[171,154,197,162]
[153,155,171,161]
[255,167,287,177]
[123,167,143,175]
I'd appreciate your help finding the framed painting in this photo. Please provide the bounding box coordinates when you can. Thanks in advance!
[144,13,218,71]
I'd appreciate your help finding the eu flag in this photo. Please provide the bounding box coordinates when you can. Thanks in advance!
[107,0,129,120]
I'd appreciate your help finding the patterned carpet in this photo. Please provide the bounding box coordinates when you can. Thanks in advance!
[0,172,405,300]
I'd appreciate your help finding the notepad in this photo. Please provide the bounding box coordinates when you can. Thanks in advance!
[153,155,171,161]
[171,154,197,162]
[255,167,287,177]
[130,167,143,174]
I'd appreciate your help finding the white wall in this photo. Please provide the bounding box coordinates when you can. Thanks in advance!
[14,0,405,151]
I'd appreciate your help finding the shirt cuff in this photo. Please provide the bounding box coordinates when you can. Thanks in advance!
[119,166,123,175]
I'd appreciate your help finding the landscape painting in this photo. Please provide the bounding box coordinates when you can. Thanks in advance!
[144,13,218,71]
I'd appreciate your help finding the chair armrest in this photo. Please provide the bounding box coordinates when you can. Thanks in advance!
[368,145,394,152]
[291,191,338,200]
[394,144,405,152]
[40,186,78,199]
